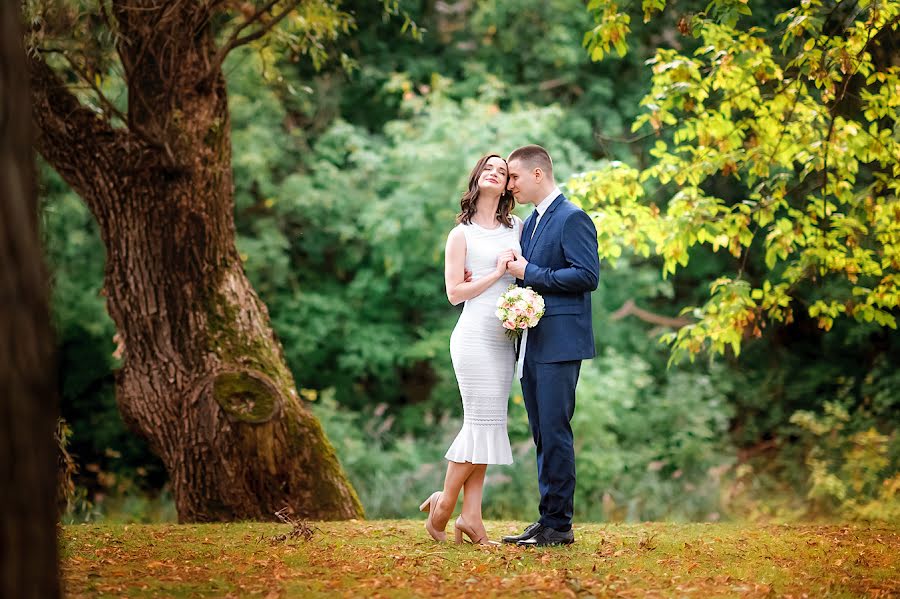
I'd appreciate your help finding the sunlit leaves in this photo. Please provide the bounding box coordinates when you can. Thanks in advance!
[641,0,666,23]
[238,0,356,72]
[583,1,632,60]
[569,163,652,264]
[659,278,756,364]
[379,0,422,40]
[575,0,900,361]
[23,0,365,124]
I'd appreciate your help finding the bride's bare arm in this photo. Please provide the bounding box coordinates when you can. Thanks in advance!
[445,228,513,306]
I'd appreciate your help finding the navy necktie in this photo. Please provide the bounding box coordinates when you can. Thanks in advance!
[523,216,537,255]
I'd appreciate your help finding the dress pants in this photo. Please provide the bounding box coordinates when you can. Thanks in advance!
[520,350,581,532]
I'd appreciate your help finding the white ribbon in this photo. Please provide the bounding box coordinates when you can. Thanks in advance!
[516,328,528,380]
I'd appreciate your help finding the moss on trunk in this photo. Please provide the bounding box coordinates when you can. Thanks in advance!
[196,268,364,520]
[212,371,280,423]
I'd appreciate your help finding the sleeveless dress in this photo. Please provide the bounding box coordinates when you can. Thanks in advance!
[445,217,522,465]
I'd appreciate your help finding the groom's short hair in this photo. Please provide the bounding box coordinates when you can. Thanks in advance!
[508,145,553,178]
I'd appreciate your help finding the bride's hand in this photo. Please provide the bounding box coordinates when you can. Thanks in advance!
[495,250,515,275]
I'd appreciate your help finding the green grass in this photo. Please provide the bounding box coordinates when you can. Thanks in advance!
[61,520,899,597]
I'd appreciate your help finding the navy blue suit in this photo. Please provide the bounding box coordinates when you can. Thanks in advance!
[517,193,599,531]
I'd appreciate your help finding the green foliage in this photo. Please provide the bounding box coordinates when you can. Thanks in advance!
[693,315,900,522]
[315,296,738,522]
[235,79,596,414]
[40,0,899,525]
[584,0,632,60]
[257,1,356,71]
[468,0,597,93]
[573,0,900,521]
[789,361,900,522]
[577,0,900,362]
[568,348,735,522]
[311,392,452,518]
[23,0,359,82]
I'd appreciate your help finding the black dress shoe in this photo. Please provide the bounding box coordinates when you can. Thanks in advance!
[516,526,574,546]
[502,522,543,544]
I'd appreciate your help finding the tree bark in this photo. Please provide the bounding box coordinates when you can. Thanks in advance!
[0,0,61,595]
[28,1,363,522]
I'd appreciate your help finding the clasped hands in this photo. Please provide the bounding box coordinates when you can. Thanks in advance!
[463,249,528,283]
[495,249,528,279]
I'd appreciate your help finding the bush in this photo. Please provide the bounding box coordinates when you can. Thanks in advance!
[790,360,900,522]
[316,346,737,523]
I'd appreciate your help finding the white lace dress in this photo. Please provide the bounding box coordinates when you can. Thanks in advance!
[445,217,522,465]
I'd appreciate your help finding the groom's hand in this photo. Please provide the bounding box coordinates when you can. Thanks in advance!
[507,249,527,279]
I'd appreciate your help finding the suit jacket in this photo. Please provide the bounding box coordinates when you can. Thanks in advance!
[518,194,600,363]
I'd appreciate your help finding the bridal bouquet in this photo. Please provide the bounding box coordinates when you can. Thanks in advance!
[496,284,545,340]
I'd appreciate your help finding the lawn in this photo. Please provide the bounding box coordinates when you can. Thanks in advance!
[61,520,899,597]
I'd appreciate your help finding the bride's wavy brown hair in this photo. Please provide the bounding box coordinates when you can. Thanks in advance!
[456,154,515,228]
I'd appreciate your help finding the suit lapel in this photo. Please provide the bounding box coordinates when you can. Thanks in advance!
[524,194,564,261]
[521,212,537,257]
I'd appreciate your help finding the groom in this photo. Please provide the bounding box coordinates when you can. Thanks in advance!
[503,145,599,546]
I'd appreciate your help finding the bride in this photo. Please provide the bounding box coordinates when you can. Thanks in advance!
[419,154,522,544]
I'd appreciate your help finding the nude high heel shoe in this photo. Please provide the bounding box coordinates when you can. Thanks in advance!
[454,515,499,545]
[419,491,447,542]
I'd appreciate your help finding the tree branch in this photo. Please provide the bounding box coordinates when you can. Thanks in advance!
[26,53,134,212]
[229,0,282,43]
[206,0,300,79]
[610,299,693,328]
[229,4,296,49]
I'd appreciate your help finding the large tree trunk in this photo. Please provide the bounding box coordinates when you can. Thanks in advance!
[0,1,61,595]
[28,1,363,522]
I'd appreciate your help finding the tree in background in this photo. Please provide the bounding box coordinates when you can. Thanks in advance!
[1,0,60,594]
[578,0,900,360]
[24,0,362,522]
[37,0,898,522]
[577,0,900,517]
